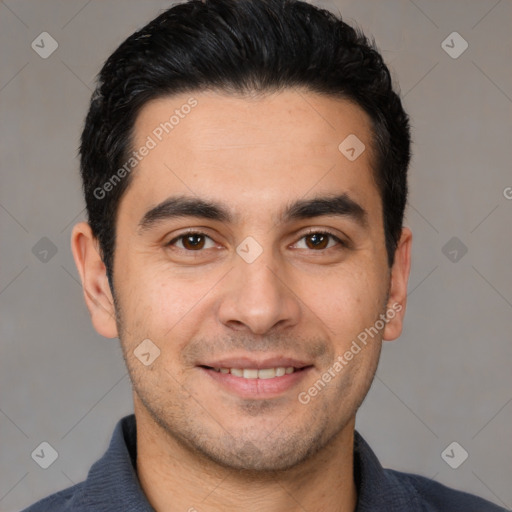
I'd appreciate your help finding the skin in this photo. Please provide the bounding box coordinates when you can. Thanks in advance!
[71,89,412,512]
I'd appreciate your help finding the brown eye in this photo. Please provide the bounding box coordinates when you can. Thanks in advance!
[167,232,215,251]
[295,231,343,251]
[181,234,205,250]
[305,233,330,250]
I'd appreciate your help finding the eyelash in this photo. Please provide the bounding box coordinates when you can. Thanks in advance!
[166,229,348,251]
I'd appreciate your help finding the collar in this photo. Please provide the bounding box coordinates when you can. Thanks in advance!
[352,430,423,510]
[80,414,423,511]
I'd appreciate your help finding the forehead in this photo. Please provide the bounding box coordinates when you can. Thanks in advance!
[118,89,381,229]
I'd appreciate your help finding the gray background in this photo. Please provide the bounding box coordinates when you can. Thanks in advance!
[1,0,511,510]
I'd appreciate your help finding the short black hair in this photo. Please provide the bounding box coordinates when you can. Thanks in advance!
[80,0,411,290]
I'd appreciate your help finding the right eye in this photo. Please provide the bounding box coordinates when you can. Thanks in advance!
[166,232,217,251]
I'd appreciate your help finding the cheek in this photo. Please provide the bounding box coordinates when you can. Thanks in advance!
[299,264,385,333]
[119,264,220,345]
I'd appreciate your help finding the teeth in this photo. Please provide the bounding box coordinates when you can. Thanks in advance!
[276,367,286,377]
[257,368,277,380]
[212,366,297,379]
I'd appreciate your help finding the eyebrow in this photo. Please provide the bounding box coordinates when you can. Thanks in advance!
[137,193,368,233]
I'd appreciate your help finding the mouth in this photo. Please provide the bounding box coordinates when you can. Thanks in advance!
[200,365,309,379]
[197,358,314,398]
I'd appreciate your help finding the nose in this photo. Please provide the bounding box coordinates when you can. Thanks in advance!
[217,249,301,335]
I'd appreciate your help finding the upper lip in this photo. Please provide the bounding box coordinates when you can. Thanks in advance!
[198,355,313,370]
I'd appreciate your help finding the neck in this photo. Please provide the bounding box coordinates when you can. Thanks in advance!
[135,405,358,512]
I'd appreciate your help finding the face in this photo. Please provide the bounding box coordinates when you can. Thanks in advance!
[73,89,411,472]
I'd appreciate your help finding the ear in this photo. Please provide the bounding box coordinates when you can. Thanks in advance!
[70,222,119,339]
[383,226,412,341]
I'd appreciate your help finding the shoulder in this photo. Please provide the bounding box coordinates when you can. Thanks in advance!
[19,482,85,511]
[19,414,140,512]
[353,431,508,511]
[388,468,509,512]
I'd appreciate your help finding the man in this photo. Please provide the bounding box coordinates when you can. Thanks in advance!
[23,0,507,510]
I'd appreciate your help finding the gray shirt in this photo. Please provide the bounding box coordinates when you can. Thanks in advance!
[22,414,508,511]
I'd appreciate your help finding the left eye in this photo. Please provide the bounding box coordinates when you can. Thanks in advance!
[294,232,344,250]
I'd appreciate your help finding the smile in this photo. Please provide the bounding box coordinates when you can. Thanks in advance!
[206,366,296,379]
[199,365,313,398]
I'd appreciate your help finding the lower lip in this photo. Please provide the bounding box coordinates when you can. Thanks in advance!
[200,367,313,399]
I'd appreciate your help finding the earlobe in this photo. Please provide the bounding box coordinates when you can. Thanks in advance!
[383,226,412,341]
[70,222,119,339]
